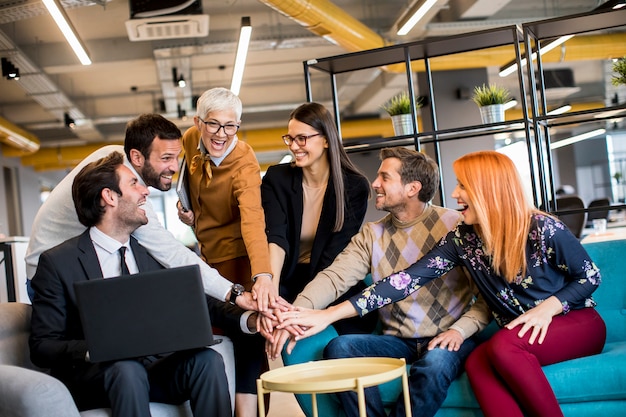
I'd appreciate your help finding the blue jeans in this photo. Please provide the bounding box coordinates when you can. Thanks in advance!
[26,278,34,302]
[324,334,477,417]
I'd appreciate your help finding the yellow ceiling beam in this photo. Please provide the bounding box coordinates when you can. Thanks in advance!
[20,118,398,171]
[20,143,123,171]
[0,116,40,156]
[19,102,616,171]
[386,33,626,73]
[505,102,605,120]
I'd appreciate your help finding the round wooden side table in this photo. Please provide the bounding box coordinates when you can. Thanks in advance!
[256,357,411,417]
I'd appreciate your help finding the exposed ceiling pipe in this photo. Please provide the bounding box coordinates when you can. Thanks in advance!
[256,0,626,75]
[257,0,387,52]
[0,116,40,155]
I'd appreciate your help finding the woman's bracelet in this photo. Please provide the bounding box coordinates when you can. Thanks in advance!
[252,273,273,282]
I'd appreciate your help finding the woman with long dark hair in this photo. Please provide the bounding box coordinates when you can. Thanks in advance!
[261,102,372,332]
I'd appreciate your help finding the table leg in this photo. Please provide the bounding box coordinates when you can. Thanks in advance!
[401,367,412,417]
[356,379,366,417]
[256,379,267,417]
[311,393,318,417]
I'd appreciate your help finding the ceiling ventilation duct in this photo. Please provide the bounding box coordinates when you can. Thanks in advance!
[125,0,209,42]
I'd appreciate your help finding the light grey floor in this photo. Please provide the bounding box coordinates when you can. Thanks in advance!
[266,357,306,417]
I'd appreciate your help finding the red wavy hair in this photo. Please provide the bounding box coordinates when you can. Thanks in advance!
[453,151,541,283]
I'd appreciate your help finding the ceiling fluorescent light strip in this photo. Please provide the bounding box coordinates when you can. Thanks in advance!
[503,99,518,111]
[230,16,252,96]
[42,0,91,66]
[499,35,574,77]
[550,128,606,149]
[546,104,572,115]
[397,0,439,36]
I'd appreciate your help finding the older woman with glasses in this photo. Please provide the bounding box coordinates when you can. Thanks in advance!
[261,102,373,334]
[177,87,276,417]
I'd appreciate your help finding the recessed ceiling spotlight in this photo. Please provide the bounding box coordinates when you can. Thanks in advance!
[64,112,76,129]
[1,57,20,80]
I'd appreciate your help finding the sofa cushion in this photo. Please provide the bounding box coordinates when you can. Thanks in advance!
[582,240,626,344]
[0,364,81,417]
[0,303,235,417]
[285,239,626,417]
[79,402,192,417]
[0,303,35,369]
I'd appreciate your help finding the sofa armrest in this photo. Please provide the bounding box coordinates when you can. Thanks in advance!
[209,335,235,415]
[0,364,81,417]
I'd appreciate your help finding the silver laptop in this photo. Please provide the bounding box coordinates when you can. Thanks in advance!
[74,265,215,362]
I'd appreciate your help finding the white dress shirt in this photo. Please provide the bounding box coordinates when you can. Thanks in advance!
[89,227,139,278]
[25,145,233,301]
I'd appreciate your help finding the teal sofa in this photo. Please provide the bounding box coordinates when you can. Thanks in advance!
[282,239,626,416]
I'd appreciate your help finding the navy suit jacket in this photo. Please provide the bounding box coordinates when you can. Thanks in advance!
[29,229,243,374]
[261,163,369,300]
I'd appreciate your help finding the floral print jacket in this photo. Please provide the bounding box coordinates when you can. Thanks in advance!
[349,214,601,327]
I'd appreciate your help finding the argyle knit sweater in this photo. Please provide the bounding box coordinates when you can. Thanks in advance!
[295,205,491,339]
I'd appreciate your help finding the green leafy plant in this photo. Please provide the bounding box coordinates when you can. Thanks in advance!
[612,57,626,86]
[471,83,512,106]
[381,92,423,116]
[614,172,623,184]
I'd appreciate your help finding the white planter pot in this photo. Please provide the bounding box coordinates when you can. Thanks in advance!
[391,114,417,136]
[479,104,505,124]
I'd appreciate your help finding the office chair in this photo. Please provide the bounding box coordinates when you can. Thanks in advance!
[586,198,611,226]
[556,196,586,238]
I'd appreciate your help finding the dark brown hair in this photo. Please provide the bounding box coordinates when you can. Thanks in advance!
[72,151,124,227]
[379,147,439,202]
[123,113,181,160]
[289,102,369,232]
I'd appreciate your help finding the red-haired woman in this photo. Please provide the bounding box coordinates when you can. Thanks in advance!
[278,150,606,417]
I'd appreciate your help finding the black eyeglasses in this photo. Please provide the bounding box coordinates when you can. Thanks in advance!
[198,117,240,136]
[282,133,321,146]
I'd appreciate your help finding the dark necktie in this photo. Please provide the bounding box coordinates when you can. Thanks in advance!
[119,246,130,275]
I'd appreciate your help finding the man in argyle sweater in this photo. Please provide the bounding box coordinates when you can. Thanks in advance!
[269,147,491,417]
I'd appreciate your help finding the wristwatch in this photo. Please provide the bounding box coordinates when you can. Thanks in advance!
[229,283,245,305]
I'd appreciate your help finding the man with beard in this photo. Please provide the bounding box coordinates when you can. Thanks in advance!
[25,113,255,311]
[266,147,491,417]
[29,151,232,417]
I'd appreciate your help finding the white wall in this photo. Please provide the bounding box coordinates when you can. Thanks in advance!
[1,147,73,238]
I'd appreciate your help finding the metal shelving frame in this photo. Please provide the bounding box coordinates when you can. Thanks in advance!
[523,7,626,214]
[303,7,626,213]
[303,25,530,206]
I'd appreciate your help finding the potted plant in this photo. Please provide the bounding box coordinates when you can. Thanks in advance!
[381,92,423,136]
[612,56,626,87]
[471,83,512,124]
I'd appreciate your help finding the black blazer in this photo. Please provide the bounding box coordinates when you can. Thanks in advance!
[29,230,243,372]
[261,163,370,301]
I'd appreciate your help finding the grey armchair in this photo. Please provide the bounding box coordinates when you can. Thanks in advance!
[0,302,235,417]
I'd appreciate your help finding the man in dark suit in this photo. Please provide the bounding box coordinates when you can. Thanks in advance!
[29,151,234,417]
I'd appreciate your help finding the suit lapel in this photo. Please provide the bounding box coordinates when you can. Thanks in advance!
[76,231,104,279]
[130,236,162,272]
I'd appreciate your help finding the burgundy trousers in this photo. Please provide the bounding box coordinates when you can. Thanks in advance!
[465,308,606,417]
